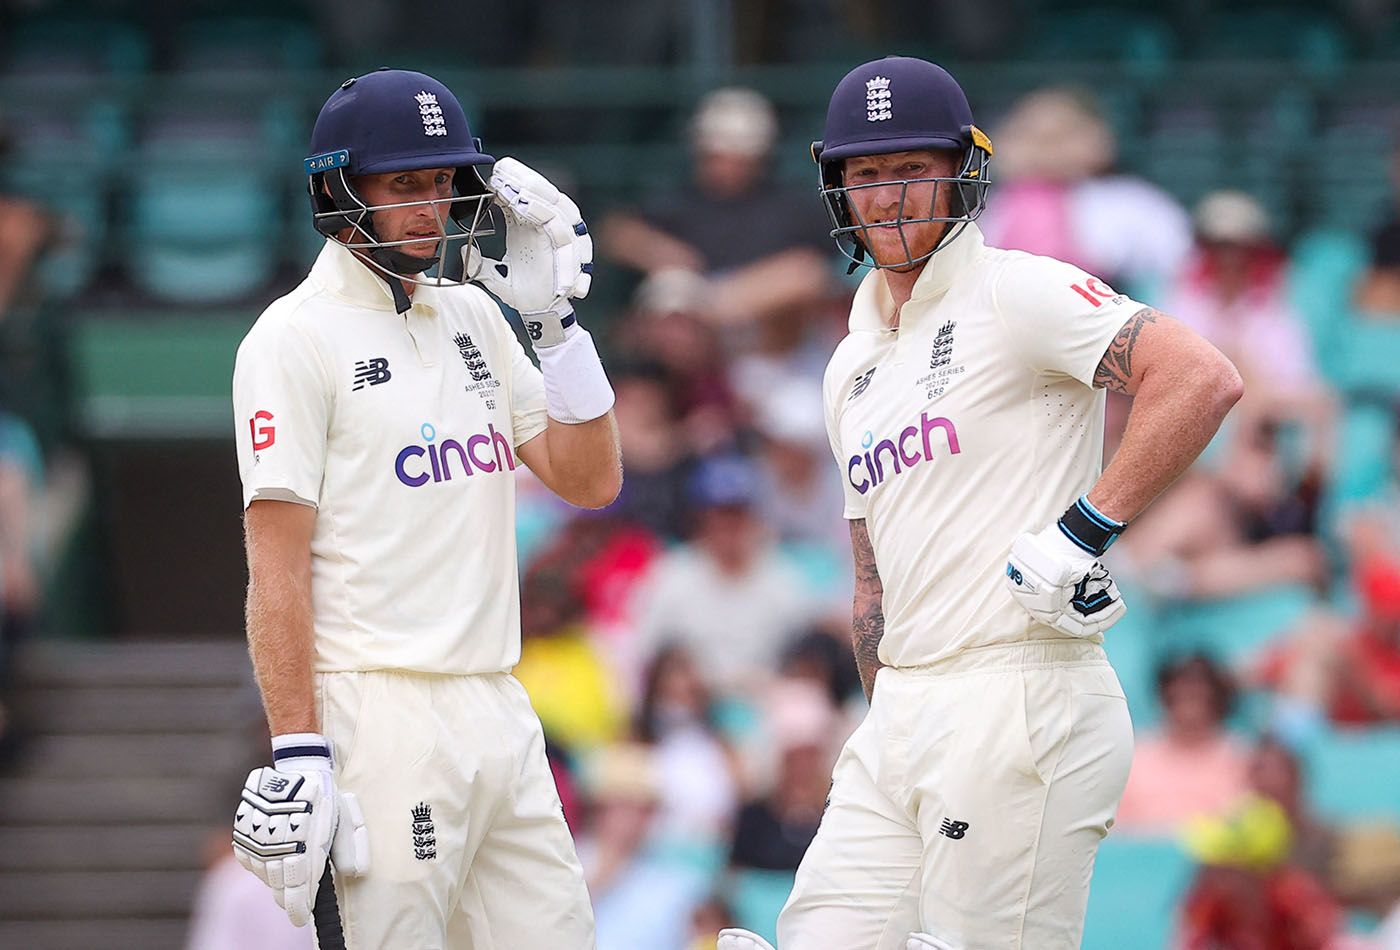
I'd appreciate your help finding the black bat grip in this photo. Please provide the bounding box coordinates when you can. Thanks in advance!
[312,863,346,950]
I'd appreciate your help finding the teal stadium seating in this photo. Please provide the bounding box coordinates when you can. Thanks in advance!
[726,867,795,945]
[1302,727,1400,820]
[1082,835,1192,950]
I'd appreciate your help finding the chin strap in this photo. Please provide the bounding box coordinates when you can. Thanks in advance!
[365,246,438,314]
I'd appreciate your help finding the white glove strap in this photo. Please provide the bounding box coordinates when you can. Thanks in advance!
[535,326,615,424]
[271,732,333,773]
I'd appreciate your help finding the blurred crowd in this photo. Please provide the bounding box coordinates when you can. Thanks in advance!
[4,72,1400,948]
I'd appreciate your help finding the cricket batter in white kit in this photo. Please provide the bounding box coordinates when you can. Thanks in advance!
[721,57,1243,950]
[227,68,620,949]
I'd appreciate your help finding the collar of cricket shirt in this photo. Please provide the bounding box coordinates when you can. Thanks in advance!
[310,239,439,316]
[848,222,984,334]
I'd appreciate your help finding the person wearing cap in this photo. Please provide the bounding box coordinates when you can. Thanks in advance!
[1165,190,1320,396]
[229,68,620,949]
[719,56,1244,950]
[600,87,832,324]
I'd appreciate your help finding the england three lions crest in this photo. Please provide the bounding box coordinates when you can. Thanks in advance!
[454,332,501,407]
[866,76,892,122]
[916,320,965,399]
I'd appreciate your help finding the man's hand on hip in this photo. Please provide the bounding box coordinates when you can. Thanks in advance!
[231,734,370,927]
[1005,496,1128,639]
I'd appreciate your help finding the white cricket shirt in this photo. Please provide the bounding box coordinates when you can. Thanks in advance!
[822,223,1145,668]
[233,240,549,674]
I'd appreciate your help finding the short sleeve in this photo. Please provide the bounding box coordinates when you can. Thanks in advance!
[992,254,1147,388]
[507,333,549,448]
[823,359,869,521]
[232,320,331,509]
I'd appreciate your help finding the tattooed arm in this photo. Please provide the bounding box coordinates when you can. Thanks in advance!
[1087,307,1244,522]
[850,518,885,702]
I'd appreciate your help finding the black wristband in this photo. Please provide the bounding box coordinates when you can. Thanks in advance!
[1056,495,1126,557]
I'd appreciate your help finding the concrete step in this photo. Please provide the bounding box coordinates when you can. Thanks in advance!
[0,917,187,950]
[0,777,223,826]
[0,824,212,872]
[15,685,259,736]
[0,869,198,919]
[15,732,250,779]
[17,640,252,689]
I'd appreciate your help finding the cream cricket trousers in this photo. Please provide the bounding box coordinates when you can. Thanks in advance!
[777,639,1134,950]
[315,670,596,950]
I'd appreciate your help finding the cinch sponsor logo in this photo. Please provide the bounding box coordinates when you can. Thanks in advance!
[394,422,516,487]
[847,412,960,495]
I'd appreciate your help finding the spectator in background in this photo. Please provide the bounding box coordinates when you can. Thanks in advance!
[630,454,827,698]
[1167,191,1321,400]
[1118,414,1327,601]
[607,362,695,540]
[514,544,627,751]
[1176,795,1342,950]
[581,741,714,950]
[1256,557,1400,728]
[0,414,42,762]
[0,115,55,317]
[620,270,743,458]
[1117,653,1250,833]
[634,643,740,854]
[1249,735,1400,923]
[750,376,847,552]
[1354,146,1400,316]
[600,87,833,326]
[979,86,1192,297]
[728,679,839,874]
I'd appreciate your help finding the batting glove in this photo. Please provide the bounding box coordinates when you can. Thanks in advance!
[231,733,370,927]
[1005,496,1128,639]
[466,157,593,348]
[907,934,958,950]
[717,929,778,950]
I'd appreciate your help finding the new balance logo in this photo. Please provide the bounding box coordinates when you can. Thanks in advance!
[411,801,437,861]
[353,357,392,391]
[939,818,969,839]
[848,367,877,401]
[263,776,290,794]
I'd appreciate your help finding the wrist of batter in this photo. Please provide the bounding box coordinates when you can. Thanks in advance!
[535,326,615,424]
[1056,495,1127,557]
[271,732,333,772]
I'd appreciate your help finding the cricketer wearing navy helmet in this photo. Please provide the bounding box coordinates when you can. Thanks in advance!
[720,56,1243,950]
[230,67,619,949]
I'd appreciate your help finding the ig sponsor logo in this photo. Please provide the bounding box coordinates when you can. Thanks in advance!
[394,422,517,488]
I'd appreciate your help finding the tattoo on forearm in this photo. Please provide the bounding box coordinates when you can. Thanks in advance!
[850,519,886,701]
[1093,306,1160,393]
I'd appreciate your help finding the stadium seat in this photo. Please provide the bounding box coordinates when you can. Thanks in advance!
[2,15,150,77]
[1159,585,1315,667]
[1082,835,1192,950]
[726,868,795,944]
[1327,316,1400,397]
[170,15,324,74]
[1301,726,1400,820]
[1020,9,1176,78]
[1100,579,1164,729]
[1192,9,1350,76]
[1288,229,1369,378]
[127,167,280,304]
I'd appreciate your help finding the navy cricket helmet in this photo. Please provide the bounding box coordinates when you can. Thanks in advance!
[305,67,496,305]
[811,56,993,270]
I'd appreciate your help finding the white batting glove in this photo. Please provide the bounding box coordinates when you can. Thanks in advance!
[231,734,370,928]
[717,929,777,950]
[1005,497,1128,639]
[466,157,594,348]
[907,934,958,950]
